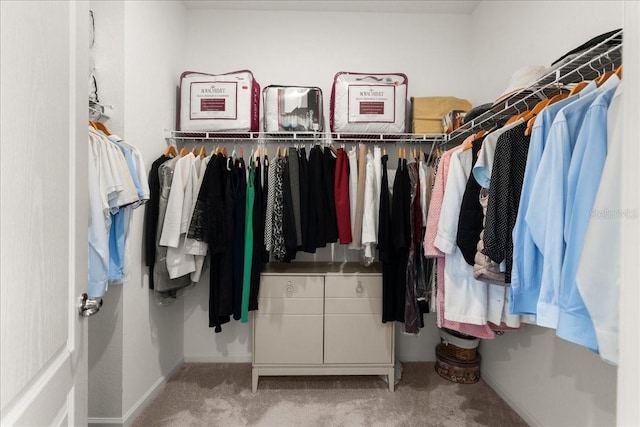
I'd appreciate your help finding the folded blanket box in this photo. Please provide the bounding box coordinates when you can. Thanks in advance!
[263,86,323,132]
[330,72,408,133]
[178,70,260,132]
[411,96,471,134]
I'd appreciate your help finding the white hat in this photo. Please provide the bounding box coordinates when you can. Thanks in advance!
[494,65,548,105]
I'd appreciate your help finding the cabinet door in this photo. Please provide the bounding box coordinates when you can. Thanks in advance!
[254,314,324,364]
[324,275,393,364]
[254,275,324,365]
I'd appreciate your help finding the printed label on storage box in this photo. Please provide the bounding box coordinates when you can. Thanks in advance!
[347,85,395,123]
[190,81,237,120]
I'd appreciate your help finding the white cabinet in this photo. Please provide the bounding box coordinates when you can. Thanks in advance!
[252,263,395,392]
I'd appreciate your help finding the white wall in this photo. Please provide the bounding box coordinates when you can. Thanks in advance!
[181,8,474,363]
[121,0,188,421]
[87,1,189,424]
[618,2,640,425]
[469,2,624,426]
[88,0,125,420]
[470,1,624,106]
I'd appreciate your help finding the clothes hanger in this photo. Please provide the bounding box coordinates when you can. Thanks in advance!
[164,145,178,157]
[568,81,589,96]
[192,147,198,156]
[179,147,189,157]
[88,121,99,130]
[198,145,207,157]
[524,94,568,136]
[596,69,616,86]
[276,146,281,157]
[93,121,112,136]
[614,64,622,78]
[520,97,551,123]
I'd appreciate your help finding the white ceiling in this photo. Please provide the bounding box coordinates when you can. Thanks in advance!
[182,1,481,15]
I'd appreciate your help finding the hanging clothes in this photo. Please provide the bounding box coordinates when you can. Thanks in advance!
[482,121,531,284]
[555,79,620,350]
[509,81,598,317]
[271,155,286,262]
[322,146,339,245]
[261,154,270,264]
[389,157,410,323]
[525,75,620,329]
[456,136,485,266]
[347,146,359,250]
[282,153,298,261]
[241,155,255,322]
[403,158,421,334]
[144,153,171,291]
[362,149,377,265]
[188,153,231,332]
[298,146,310,253]
[576,82,623,365]
[424,138,495,339]
[334,147,352,244]
[159,152,197,280]
[154,156,191,296]
[379,153,394,323]
[231,155,246,320]
[351,144,367,250]
[249,153,265,312]
[287,147,303,248]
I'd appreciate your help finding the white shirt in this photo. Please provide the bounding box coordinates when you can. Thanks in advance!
[361,150,377,263]
[576,83,624,365]
[160,153,196,279]
[435,148,488,325]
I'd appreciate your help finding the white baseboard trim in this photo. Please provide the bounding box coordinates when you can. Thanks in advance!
[481,370,542,427]
[184,355,252,363]
[88,358,184,427]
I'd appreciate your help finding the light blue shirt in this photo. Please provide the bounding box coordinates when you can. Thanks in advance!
[112,137,146,204]
[525,75,620,329]
[510,81,597,316]
[556,80,619,350]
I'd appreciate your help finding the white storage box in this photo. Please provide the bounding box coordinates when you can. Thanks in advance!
[263,85,323,132]
[178,70,260,132]
[330,71,408,134]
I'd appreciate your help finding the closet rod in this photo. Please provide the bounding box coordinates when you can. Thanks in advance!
[165,130,446,145]
[448,29,622,144]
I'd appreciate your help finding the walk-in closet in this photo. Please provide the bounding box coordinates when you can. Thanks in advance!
[1,1,638,426]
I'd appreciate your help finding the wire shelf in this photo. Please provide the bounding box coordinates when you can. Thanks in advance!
[166,130,447,145]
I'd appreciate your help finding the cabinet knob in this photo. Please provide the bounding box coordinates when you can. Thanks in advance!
[356,281,364,295]
[286,281,294,295]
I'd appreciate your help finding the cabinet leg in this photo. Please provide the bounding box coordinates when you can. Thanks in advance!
[252,369,259,393]
[388,367,395,392]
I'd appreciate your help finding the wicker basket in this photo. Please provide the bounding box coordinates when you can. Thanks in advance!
[439,341,478,361]
[439,329,479,362]
[435,344,481,384]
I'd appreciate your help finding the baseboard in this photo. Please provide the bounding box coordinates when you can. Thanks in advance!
[88,358,184,427]
[481,370,543,427]
[184,354,252,363]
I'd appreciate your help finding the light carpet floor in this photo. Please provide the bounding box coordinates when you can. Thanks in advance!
[132,362,527,427]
